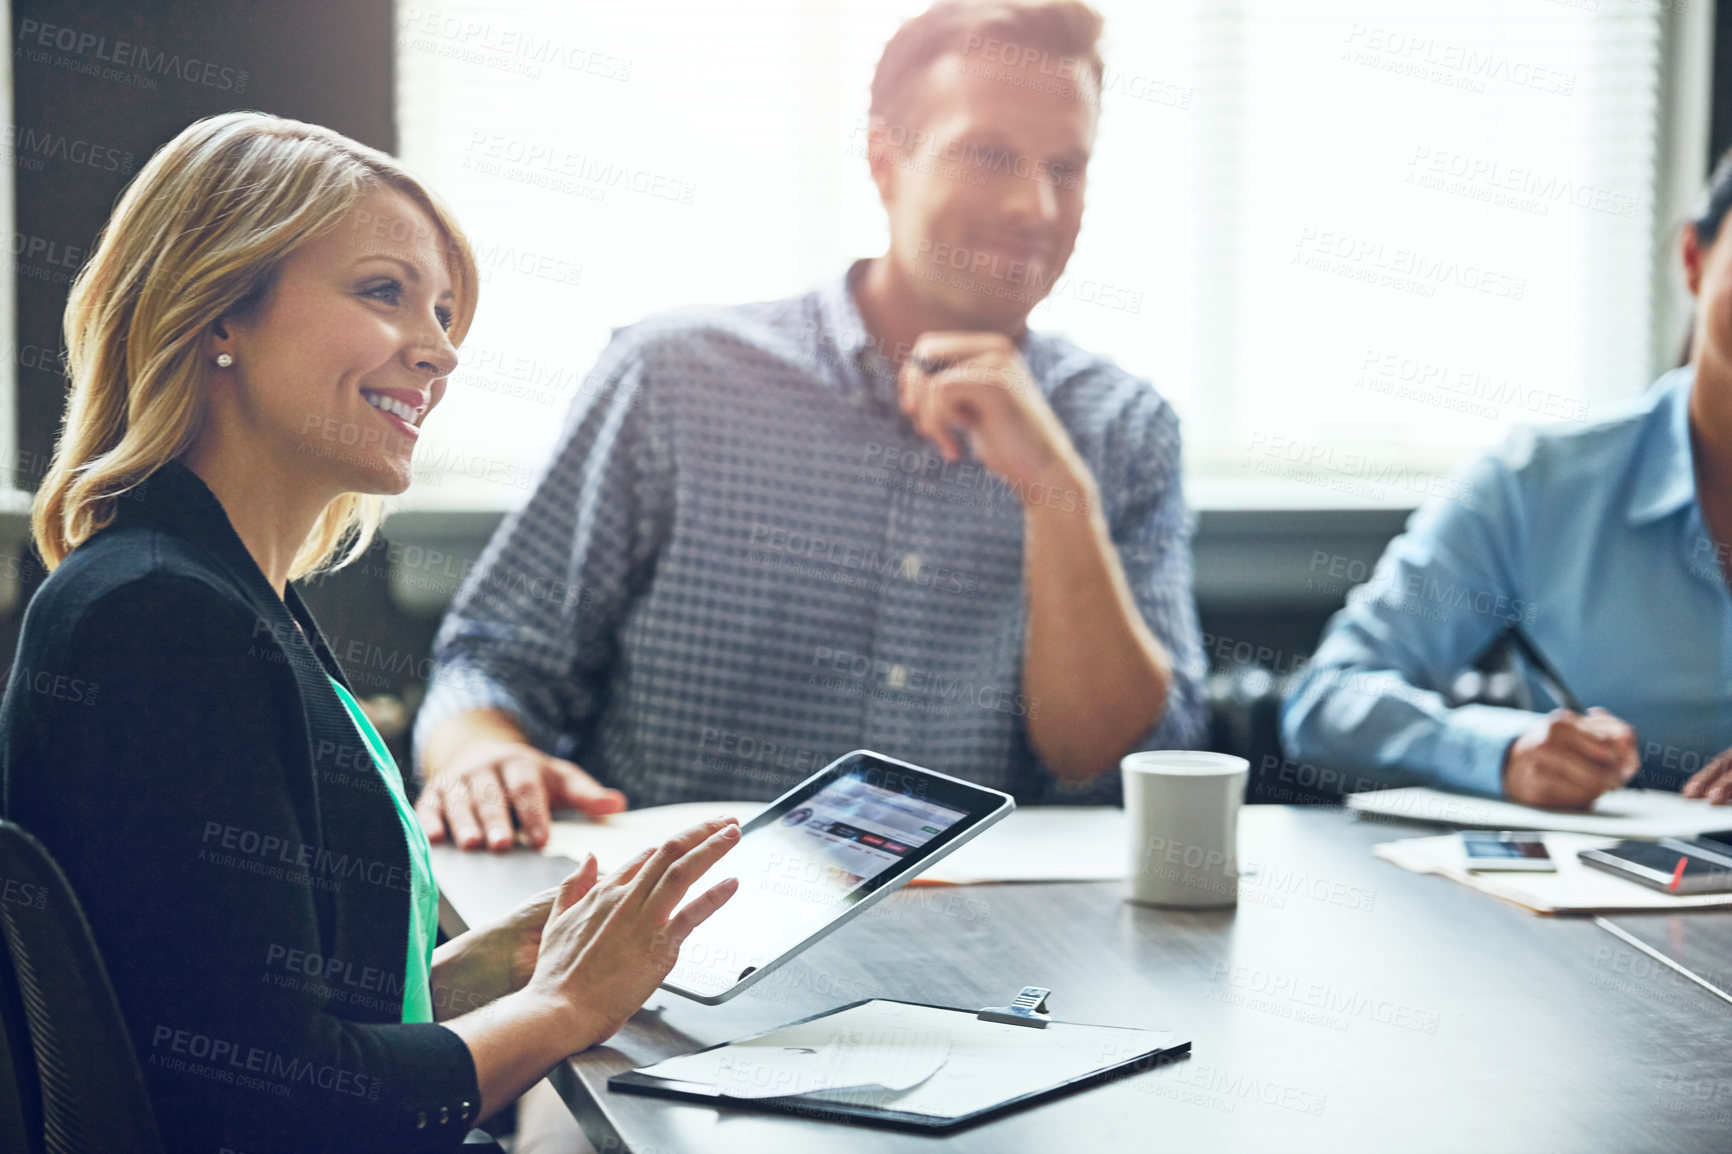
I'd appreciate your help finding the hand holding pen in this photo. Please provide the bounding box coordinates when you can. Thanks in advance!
[1499,627,1640,810]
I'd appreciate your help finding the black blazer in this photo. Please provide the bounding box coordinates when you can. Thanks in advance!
[0,461,481,1153]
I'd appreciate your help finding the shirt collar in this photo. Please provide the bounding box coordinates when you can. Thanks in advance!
[1626,365,1699,526]
[811,260,897,415]
[812,258,1049,413]
[814,258,877,367]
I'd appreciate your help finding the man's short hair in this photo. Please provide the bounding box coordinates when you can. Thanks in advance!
[869,0,1105,130]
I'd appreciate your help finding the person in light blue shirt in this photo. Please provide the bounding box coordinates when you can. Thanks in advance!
[1282,155,1732,810]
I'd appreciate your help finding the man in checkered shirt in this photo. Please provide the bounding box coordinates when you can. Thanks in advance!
[413,0,1207,851]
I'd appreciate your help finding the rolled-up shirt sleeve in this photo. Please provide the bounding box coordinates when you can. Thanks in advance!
[414,334,672,777]
[1035,393,1207,803]
[1117,401,1208,753]
[1281,444,1540,797]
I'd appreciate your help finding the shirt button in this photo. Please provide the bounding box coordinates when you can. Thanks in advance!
[887,664,908,689]
[416,1111,427,1130]
[900,553,922,580]
[439,1106,450,1125]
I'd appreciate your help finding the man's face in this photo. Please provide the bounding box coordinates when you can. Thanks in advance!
[873,48,1098,335]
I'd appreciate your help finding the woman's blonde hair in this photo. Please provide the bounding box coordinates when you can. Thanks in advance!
[34,111,479,579]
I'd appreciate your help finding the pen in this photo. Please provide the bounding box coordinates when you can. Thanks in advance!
[1506,625,1585,713]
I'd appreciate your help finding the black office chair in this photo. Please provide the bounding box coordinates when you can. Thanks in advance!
[0,821,162,1154]
[0,924,41,1154]
[0,822,513,1152]
[1207,666,1351,805]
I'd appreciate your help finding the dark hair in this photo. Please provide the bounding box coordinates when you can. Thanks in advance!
[869,0,1105,129]
[1692,146,1732,246]
[1676,146,1732,365]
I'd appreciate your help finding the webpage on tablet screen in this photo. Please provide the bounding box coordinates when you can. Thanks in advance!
[669,773,968,994]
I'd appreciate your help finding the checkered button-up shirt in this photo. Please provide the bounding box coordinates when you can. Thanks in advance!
[415,262,1206,806]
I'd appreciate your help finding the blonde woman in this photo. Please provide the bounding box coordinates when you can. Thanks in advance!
[0,112,739,1152]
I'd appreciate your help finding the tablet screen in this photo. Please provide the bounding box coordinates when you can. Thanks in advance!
[663,752,1009,1001]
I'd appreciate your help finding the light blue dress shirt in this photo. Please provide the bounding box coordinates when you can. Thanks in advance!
[1282,366,1732,797]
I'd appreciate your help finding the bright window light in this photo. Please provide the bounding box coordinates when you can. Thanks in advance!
[396,0,1680,510]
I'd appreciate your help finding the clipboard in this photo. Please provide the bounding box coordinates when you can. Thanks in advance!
[607,988,1191,1133]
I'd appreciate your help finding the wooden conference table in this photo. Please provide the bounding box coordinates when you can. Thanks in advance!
[432,806,1732,1153]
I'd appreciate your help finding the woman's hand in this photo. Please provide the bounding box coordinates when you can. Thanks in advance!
[446,818,741,1120]
[434,814,741,1019]
[429,884,561,1021]
[527,817,741,1051]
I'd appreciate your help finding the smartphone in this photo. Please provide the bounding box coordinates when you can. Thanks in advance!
[1578,836,1732,895]
[1460,831,1556,872]
[1698,830,1732,853]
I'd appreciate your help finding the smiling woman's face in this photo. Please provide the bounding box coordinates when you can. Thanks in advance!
[208,187,460,496]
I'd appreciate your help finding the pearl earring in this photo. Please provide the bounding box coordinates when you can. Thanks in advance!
[215,353,234,367]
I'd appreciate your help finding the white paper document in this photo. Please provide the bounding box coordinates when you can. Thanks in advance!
[542,803,1127,885]
[1373,831,1732,915]
[540,802,761,874]
[633,999,1181,1118]
[645,1001,951,1099]
[1347,786,1732,838]
[913,806,1125,884]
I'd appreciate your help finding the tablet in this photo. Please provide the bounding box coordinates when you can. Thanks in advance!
[661,750,1014,1004]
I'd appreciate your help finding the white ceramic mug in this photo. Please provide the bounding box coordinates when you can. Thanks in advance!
[1122,751,1249,907]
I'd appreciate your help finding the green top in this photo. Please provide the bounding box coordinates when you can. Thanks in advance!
[327,676,438,1025]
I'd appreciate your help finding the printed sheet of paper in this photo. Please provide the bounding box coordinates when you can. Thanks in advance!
[912,807,1125,885]
[633,1000,1182,1118]
[1348,787,1732,838]
[543,804,1127,885]
[645,1000,951,1099]
[541,802,761,874]
[1373,831,1732,915]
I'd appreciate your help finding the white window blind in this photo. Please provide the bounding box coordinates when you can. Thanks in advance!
[395,0,1693,510]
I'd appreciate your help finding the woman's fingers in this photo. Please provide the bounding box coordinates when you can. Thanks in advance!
[517,886,560,928]
[572,819,737,918]
[520,823,746,1055]
[642,823,741,919]
[603,845,659,890]
[558,854,599,915]
[541,819,741,967]
[625,819,739,902]
[666,876,739,943]
[548,854,598,928]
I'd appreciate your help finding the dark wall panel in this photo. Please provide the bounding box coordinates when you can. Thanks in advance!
[1715,0,1732,166]
[13,0,395,481]
[6,2,407,750]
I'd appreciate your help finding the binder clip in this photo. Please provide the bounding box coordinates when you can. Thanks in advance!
[977,986,1052,1029]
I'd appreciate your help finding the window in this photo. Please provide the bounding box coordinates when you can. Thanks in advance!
[396,0,1702,510]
